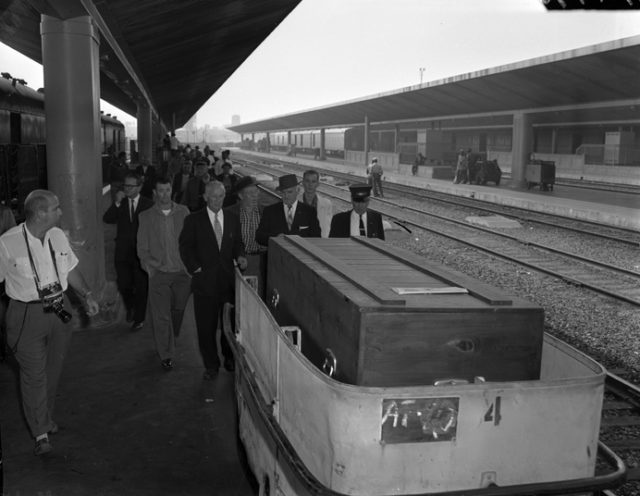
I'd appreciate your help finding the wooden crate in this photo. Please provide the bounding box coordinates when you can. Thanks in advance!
[267,236,544,387]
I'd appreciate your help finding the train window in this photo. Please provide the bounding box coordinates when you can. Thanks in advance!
[10,112,21,144]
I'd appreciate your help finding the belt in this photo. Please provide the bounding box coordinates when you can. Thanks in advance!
[11,299,40,305]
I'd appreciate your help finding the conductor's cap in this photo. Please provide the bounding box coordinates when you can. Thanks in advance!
[349,183,371,202]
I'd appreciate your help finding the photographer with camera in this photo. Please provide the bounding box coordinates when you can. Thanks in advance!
[0,189,99,456]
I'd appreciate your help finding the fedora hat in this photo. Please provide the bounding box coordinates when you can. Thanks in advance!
[276,174,299,191]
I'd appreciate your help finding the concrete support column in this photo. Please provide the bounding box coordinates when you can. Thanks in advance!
[265,132,271,153]
[136,101,152,164]
[41,15,104,293]
[551,128,557,154]
[364,115,370,166]
[511,111,533,188]
[319,128,326,161]
[287,131,291,145]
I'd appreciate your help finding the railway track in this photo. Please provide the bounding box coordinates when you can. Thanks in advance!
[239,159,640,307]
[240,153,640,247]
[600,372,640,494]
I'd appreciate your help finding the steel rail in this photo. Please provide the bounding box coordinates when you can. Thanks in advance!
[239,160,640,307]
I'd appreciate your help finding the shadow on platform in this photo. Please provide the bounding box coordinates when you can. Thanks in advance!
[0,295,257,496]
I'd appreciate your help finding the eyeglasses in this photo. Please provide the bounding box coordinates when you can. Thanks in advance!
[124,184,140,188]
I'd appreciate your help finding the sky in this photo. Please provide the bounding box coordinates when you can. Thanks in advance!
[1,0,640,128]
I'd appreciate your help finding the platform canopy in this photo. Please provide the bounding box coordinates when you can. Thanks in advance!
[0,0,302,128]
[229,36,640,133]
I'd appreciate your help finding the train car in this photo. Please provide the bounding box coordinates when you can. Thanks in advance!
[227,236,625,496]
[269,129,346,158]
[0,75,124,215]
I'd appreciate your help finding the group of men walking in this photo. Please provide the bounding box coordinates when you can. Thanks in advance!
[0,155,386,456]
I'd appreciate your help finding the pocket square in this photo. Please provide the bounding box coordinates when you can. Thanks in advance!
[299,226,309,230]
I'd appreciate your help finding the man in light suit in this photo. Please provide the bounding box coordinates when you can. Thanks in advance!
[256,174,321,247]
[329,183,385,240]
[299,169,333,238]
[179,181,247,380]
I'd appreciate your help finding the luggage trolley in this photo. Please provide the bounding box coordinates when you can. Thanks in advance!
[526,160,556,191]
[228,237,627,496]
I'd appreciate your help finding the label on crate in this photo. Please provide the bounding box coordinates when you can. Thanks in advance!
[381,397,459,444]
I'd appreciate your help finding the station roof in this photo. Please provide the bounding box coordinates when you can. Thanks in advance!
[0,0,302,128]
[229,36,640,133]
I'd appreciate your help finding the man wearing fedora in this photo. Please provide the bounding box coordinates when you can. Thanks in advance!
[256,174,320,247]
[329,183,385,240]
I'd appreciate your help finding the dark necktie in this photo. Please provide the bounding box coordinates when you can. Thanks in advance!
[130,198,135,222]
[359,215,366,236]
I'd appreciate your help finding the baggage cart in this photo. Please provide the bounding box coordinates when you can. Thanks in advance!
[526,160,555,191]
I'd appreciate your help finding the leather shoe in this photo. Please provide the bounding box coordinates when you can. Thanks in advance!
[161,358,173,371]
[203,368,218,380]
[131,321,144,331]
[34,436,52,456]
[223,358,235,372]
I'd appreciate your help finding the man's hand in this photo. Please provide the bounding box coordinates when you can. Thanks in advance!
[236,256,248,271]
[115,190,126,204]
[85,294,100,317]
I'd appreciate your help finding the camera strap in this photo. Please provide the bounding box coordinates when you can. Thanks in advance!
[22,225,62,294]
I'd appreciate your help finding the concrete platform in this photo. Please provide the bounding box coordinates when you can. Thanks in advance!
[0,296,256,496]
[240,151,640,231]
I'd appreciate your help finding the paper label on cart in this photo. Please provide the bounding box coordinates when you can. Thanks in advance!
[391,287,468,295]
[381,397,459,444]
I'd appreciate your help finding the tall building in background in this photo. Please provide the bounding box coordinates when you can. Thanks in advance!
[231,114,241,126]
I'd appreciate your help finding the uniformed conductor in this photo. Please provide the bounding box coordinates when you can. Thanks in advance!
[329,183,385,240]
[0,189,99,455]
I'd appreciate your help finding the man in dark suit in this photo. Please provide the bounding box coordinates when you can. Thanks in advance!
[135,158,158,199]
[181,161,208,212]
[256,174,321,247]
[179,181,247,380]
[329,183,385,240]
[103,173,154,329]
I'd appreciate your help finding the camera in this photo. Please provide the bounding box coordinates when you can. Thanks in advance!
[39,282,72,324]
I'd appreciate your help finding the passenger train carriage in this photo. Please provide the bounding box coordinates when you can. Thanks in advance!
[227,236,625,495]
[0,76,125,216]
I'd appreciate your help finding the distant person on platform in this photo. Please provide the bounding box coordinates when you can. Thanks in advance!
[213,149,232,177]
[216,162,238,207]
[181,161,208,212]
[135,158,157,200]
[299,169,332,238]
[103,173,153,330]
[256,174,321,247]
[171,160,192,204]
[329,183,385,240]
[369,158,384,197]
[0,190,98,455]
[169,131,179,156]
[454,149,468,184]
[137,177,191,372]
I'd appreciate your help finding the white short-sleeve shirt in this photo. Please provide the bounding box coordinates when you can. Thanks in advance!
[0,224,79,302]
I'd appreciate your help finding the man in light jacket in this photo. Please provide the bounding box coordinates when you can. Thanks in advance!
[137,177,191,371]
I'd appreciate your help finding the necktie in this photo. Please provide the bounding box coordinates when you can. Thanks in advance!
[214,213,222,249]
[286,206,293,230]
[130,198,135,222]
[359,215,366,236]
